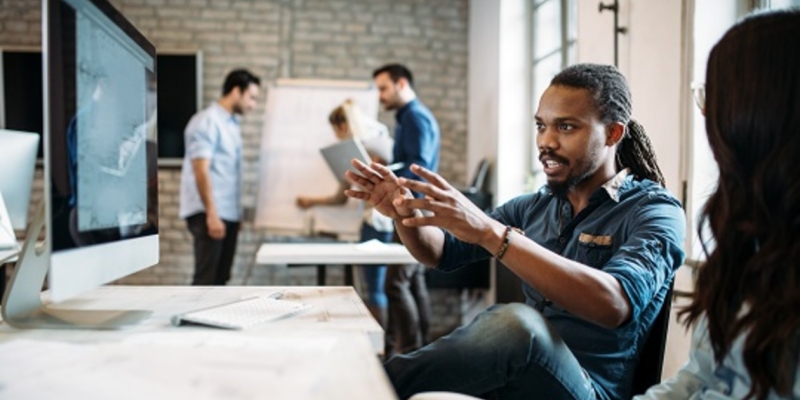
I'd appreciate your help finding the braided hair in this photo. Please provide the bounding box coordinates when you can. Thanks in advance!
[550,64,666,187]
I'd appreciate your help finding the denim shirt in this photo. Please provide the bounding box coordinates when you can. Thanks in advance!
[438,171,686,400]
[635,316,800,400]
[179,103,243,222]
[393,98,440,181]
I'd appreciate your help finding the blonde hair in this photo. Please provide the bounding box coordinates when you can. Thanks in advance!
[328,99,392,163]
[328,99,371,140]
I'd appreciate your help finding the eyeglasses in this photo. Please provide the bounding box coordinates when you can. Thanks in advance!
[691,81,705,113]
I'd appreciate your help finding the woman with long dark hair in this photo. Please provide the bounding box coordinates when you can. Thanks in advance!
[635,9,800,400]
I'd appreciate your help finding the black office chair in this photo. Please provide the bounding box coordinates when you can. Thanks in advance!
[467,158,491,193]
[457,158,492,211]
[630,282,675,395]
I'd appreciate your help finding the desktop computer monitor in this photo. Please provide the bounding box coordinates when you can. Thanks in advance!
[1,0,158,329]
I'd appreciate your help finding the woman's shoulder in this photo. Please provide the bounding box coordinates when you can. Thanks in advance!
[693,316,800,400]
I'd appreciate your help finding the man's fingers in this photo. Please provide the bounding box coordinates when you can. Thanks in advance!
[410,164,451,189]
[344,189,371,200]
[399,215,439,228]
[395,198,451,215]
[350,158,370,170]
[210,229,225,240]
[345,170,374,190]
[398,178,448,201]
[370,162,400,183]
[350,159,384,183]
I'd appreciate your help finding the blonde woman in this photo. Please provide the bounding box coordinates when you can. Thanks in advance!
[296,100,393,325]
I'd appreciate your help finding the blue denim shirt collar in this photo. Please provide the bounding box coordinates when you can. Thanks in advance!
[395,98,419,124]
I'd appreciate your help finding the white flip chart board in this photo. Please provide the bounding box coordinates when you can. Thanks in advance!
[254,79,380,237]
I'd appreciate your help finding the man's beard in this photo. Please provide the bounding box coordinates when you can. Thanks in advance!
[546,154,596,199]
[549,175,585,198]
[382,101,398,111]
[381,95,403,111]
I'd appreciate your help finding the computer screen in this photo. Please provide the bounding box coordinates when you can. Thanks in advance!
[2,0,158,329]
[45,0,159,302]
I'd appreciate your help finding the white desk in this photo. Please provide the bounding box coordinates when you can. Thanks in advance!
[255,242,418,286]
[0,286,396,400]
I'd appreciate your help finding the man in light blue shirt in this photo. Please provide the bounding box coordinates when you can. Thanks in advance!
[179,69,260,285]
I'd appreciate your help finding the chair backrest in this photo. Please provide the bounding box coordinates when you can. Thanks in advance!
[457,158,492,211]
[469,158,490,191]
[631,282,674,396]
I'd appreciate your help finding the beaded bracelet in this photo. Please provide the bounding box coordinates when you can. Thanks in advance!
[495,226,522,260]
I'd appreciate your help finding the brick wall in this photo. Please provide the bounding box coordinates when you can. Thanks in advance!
[0,0,470,336]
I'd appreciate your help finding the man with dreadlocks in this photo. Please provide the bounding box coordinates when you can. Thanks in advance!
[344,63,685,400]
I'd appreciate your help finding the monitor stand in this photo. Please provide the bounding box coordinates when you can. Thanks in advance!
[1,203,151,329]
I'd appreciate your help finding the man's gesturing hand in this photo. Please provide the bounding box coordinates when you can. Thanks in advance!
[394,164,500,245]
[344,159,416,220]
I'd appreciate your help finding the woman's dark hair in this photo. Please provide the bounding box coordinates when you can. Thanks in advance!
[680,9,800,400]
[222,68,261,96]
[551,64,665,186]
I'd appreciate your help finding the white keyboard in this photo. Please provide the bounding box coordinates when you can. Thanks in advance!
[171,294,312,330]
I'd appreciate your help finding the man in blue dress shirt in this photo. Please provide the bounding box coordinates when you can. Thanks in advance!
[372,64,441,357]
[179,69,260,286]
[347,64,685,400]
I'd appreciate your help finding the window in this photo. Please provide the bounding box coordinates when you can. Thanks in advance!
[685,0,784,261]
[1,49,44,157]
[155,53,202,163]
[529,0,577,189]
[760,0,800,8]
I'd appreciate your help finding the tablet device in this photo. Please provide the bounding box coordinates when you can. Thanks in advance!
[320,138,372,183]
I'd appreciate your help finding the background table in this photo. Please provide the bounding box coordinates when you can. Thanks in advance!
[255,242,418,286]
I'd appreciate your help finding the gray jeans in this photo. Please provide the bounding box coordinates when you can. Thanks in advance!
[186,213,239,286]
[384,263,432,357]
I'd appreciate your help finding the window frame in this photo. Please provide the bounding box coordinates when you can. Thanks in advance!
[529,0,577,187]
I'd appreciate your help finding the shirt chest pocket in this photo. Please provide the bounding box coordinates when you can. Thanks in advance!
[575,233,614,268]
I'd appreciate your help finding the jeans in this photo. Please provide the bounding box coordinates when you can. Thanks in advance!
[384,227,432,357]
[186,213,240,286]
[359,223,393,308]
[384,303,599,400]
